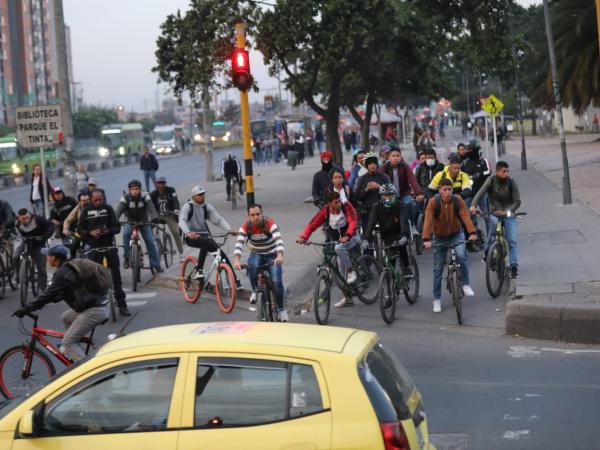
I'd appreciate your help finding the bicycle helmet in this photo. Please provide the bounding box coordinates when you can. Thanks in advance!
[468,139,481,151]
[379,183,397,208]
[363,152,379,166]
[447,151,460,161]
[128,179,142,188]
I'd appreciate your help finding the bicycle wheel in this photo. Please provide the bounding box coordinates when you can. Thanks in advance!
[485,241,505,298]
[4,249,17,291]
[231,183,237,210]
[257,289,274,322]
[403,255,420,305]
[378,269,397,325]
[0,257,5,299]
[108,289,116,323]
[30,262,38,297]
[0,345,56,399]
[313,271,331,325]
[163,233,174,268]
[155,234,165,266]
[215,263,236,313]
[131,244,140,292]
[179,256,202,303]
[19,259,29,308]
[450,270,463,325]
[374,230,384,266]
[354,254,380,305]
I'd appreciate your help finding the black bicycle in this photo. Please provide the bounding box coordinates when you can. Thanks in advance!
[153,216,175,268]
[18,237,45,307]
[241,263,280,322]
[0,232,18,296]
[81,246,117,323]
[433,240,467,325]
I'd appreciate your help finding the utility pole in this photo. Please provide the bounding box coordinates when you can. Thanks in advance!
[543,0,572,204]
[515,49,527,170]
[202,86,214,182]
[596,0,600,58]
[53,0,76,197]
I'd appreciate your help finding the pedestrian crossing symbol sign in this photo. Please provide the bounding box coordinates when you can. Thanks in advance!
[482,95,504,117]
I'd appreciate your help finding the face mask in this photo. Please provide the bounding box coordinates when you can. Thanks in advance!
[426,159,435,167]
[382,197,395,208]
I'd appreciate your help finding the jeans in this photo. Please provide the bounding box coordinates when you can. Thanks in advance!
[335,234,360,273]
[143,170,157,192]
[401,195,416,228]
[433,233,469,300]
[86,247,127,306]
[162,215,184,254]
[61,305,109,362]
[273,147,281,163]
[225,175,243,199]
[486,215,518,268]
[122,223,161,269]
[184,235,237,280]
[31,199,44,216]
[247,252,285,310]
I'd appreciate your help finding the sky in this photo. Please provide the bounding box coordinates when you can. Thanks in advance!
[64,0,541,112]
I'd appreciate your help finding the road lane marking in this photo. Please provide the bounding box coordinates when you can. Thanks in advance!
[125,292,156,300]
[508,345,600,358]
[127,301,147,307]
[502,430,531,440]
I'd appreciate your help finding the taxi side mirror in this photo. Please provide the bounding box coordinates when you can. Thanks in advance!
[18,410,37,437]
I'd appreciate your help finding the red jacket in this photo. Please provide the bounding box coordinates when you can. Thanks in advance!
[300,202,359,241]
[380,161,422,197]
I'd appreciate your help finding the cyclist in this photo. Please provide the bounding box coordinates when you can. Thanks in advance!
[13,244,109,362]
[232,204,287,321]
[62,192,90,256]
[428,156,472,199]
[422,178,478,313]
[298,190,360,308]
[150,176,184,261]
[312,150,344,207]
[363,184,411,273]
[49,187,77,239]
[415,149,444,197]
[79,177,106,201]
[179,185,241,286]
[355,152,390,227]
[79,190,130,316]
[323,169,353,205]
[457,142,467,160]
[14,208,54,291]
[221,152,244,201]
[348,148,367,190]
[115,179,163,273]
[470,160,521,279]
[0,199,16,235]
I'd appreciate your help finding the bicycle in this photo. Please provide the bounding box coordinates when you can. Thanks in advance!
[122,221,155,292]
[240,263,281,322]
[179,233,236,312]
[433,240,467,325]
[80,246,117,323]
[0,232,18,295]
[415,198,429,255]
[18,237,46,307]
[480,210,526,297]
[302,240,380,325]
[0,312,107,399]
[153,216,175,268]
[376,240,420,324]
[230,176,239,210]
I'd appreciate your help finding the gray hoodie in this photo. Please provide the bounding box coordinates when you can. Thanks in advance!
[178,200,231,235]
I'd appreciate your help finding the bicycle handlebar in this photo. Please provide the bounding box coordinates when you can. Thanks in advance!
[239,263,275,270]
[298,240,340,246]
[432,240,468,248]
[80,246,116,255]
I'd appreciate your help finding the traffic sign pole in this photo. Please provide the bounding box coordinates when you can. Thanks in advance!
[484,112,490,161]
[492,118,499,166]
[40,147,49,219]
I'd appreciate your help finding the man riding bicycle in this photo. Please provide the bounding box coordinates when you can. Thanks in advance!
[428,156,472,199]
[79,190,130,316]
[222,152,243,202]
[150,176,184,261]
[49,187,77,239]
[298,191,360,308]
[415,149,444,197]
[115,179,163,273]
[179,185,241,286]
[15,208,54,291]
[355,152,390,228]
[470,160,521,279]
[62,192,90,256]
[13,244,109,362]
[312,150,344,207]
[363,184,411,273]
[423,178,478,313]
[233,204,287,321]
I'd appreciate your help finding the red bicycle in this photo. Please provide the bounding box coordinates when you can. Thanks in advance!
[0,312,106,399]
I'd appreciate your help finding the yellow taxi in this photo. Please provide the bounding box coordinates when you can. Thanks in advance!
[0,322,435,450]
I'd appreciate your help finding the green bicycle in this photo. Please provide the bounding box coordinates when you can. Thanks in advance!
[482,210,526,297]
[301,240,380,325]
[376,240,420,324]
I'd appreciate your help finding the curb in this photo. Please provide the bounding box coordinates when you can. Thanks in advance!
[147,274,253,301]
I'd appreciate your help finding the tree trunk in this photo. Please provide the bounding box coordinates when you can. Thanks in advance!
[325,107,343,166]
[531,111,537,136]
[362,96,375,152]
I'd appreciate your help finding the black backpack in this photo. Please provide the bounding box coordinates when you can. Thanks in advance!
[433,194,461,218]
[179,201,210,236]
[66,258,111,294]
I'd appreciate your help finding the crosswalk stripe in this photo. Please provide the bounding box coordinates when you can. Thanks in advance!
[125,292,157,300]
[127,301,147,307]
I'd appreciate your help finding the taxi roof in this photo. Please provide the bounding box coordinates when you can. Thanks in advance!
[97,322,375,358]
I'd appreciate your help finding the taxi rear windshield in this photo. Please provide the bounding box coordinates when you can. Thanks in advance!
[358,342,417,422]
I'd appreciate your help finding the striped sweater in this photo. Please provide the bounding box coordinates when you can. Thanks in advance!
[234,217,284,256]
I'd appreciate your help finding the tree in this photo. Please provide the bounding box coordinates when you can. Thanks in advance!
[221,103,240,125]
[140,117,157,134]
[72,106,118,139]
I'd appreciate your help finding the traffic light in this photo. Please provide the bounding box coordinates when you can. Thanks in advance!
[231,48,252,91]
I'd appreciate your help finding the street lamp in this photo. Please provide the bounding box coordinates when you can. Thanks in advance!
[515,47,527,170]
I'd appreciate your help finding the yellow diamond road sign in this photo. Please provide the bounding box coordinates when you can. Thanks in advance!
[482,95,504,117]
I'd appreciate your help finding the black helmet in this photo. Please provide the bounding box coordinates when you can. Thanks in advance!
[468,139,481,151]
[128,179,142,188]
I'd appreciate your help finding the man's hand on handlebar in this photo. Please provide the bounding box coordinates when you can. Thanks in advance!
[186,231,201,239]
[423,241,432,249]
[296,238,306,245]
[228,230,239,236]
[339,236,350,243]
[275,254,284,266]
[233,257,242,271]
[13,308,30,318]
[469,206,477,215]
[415,194,425,203]
[468,233,478,241]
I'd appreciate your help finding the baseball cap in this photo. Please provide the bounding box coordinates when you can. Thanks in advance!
[52,187,63,193]
[88,178,97,186]
[320,150,332,160]
[191,185,206,196]
[42,244,69,259]
[157,176,167,183]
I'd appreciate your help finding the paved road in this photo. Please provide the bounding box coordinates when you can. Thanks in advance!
[0,129,598,449]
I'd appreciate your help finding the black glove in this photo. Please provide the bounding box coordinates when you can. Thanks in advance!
[13,308,30,318]
[151,218,160,224]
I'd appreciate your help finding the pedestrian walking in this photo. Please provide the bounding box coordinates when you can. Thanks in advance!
[75,163,89,192]
[29,164,52,217]
[139,146,159,192]
[315,126,325,153]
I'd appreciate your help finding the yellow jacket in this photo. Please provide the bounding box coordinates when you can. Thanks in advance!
[428,167,472,193]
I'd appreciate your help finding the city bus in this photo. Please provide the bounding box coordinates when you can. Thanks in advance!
[210,121,232,143]
[98,123,144,158]
[0,133,59,176]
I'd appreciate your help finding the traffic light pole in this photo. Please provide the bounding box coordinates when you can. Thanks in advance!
[235,22,255,206]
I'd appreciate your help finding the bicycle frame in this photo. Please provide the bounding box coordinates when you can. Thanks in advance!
[28,323,93,366]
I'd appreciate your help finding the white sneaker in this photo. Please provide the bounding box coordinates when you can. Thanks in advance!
[463,285,475,296]
[433,299,442,313]
[249,292,257,304]
[279,309,289,322]
[346,270,357,284]
[334,297,354,308]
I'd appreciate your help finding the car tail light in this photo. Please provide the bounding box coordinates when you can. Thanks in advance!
[380,422,411,450]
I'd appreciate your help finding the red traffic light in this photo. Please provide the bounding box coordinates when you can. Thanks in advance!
[231,48,252,91]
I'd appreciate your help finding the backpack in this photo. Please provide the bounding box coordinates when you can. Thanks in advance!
[179,201,210,236]
[243,217,273,241]
[66,258,111,294]
[433,194,461,219]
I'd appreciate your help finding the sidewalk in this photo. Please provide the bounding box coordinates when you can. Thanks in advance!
[503,135,600,344]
